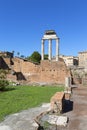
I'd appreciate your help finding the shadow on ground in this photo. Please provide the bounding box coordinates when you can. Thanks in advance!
[0,87,16,92]
[63,100,73,113]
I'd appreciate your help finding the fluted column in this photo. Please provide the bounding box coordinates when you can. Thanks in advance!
[48,39,52,60]
[56,38,59,61]
[41,39,44,60]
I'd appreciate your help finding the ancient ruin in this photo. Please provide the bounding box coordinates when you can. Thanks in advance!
[0,30,71,85]
[41,30,59,61]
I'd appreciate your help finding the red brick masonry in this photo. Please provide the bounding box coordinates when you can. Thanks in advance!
[50,92,65,113]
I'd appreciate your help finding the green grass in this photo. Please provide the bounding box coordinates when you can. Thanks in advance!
[0,85,64,121]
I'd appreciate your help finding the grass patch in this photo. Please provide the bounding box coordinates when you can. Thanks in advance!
[0,85,64,121]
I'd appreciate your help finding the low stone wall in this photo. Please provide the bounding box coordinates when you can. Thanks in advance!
[50,92,65,113]
[64,87,72,100]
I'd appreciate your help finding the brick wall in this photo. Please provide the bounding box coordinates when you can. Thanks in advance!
[7,74,17,82]
[40,60,70,84]
[50,92,65,113]
[0,57,10,69]
[0,57,70,84]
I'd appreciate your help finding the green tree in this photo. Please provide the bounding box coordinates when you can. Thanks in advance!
[0,80,9,91]
[0,69,9,91]
[0,69,7,79]
[28,51,41,63]
[17,52,20,57]
[44,54,48,60]
[20,55,25,59]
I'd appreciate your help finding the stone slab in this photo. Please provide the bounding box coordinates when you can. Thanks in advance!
[0,125,12,130]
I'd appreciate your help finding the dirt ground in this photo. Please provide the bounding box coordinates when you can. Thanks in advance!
[64,85,87,130]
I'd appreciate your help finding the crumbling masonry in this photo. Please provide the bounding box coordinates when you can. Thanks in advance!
[0,30,71,84]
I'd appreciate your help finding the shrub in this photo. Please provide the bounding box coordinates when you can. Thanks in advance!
[0,69,7,79]
[0,80,9,91]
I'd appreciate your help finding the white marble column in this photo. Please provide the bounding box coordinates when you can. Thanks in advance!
[48,39,52,60]
[56,38,59,61]
[41,39,44,60]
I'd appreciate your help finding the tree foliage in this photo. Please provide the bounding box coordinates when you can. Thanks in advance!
[0,69,9,91]
[0,80,9,91]
[0,69,7,79]
[28,51,41,63]
[44,54,48,60]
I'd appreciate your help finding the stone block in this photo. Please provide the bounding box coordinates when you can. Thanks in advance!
[47,115,68,127]
[64,91,71,100]
[50,92,65,113]
[0,125,12,130]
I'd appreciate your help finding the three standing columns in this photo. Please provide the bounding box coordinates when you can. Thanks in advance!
[41,38,59,61]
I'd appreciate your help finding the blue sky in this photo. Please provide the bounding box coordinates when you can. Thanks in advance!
[0,0,87,57]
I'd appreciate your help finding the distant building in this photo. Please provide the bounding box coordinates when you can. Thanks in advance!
[0,51,13,58]
[78,51,87,68]
[60,55,78,67]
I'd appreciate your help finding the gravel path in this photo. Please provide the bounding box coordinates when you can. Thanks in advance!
[0,103,51,130]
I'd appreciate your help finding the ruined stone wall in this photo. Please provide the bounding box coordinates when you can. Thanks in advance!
[21,60,41,82]
[0,57,10,69]
[12,58,70,84]
[0,57,71,84]
[12,58,23,72]
[6,74,17,82]
[12,58,41,82]
[40,60,70,84]
[12,58,40,73]
[3,58,11,68]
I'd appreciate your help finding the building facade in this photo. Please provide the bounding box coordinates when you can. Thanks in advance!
[60,55,78,67]
[78,51,87,68]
